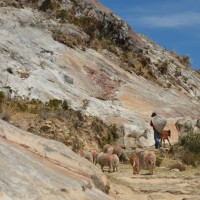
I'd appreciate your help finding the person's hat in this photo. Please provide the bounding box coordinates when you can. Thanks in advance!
[151,112,157,117]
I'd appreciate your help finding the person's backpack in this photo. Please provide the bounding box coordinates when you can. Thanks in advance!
[152,116,167,133]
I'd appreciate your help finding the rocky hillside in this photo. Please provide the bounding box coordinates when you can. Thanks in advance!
[0,1,200,199]
[0,0,200,148]
[0,119,114,200]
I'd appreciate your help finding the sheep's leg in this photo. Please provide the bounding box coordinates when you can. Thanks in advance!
[163,139,165,147]
[132,161,135,174]
[149,166,153,175]
[108,164,112,173]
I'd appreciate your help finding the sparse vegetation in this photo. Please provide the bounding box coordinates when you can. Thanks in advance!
[1,101,16,122]
[168,162,186,171]
[0,91,5,103]
[56,9,67,23]
[0,89,114,151]
[156,157,163,167]
[178,132,200,166]
[159,61,168,75]
[7,67,13,74]
[107,123,118,140]
[170,51,191,68]
[180,133,200,153]
[174,68,181,77]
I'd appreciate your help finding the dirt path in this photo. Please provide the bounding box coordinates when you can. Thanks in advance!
[105,149,200,200]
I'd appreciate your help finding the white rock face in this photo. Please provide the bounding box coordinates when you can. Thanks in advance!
[0,120,113,200]
[0,7,200,147]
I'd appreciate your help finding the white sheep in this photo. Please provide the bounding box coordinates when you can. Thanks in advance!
[175,117,200,137]
[120,124,149,148]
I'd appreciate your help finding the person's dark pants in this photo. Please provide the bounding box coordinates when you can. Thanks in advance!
[154,130,162,149]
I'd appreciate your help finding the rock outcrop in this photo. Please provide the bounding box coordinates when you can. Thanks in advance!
[0,1,199,146]
[0,120,113,200]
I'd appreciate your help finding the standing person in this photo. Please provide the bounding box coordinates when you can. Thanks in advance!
[150,112,162,149]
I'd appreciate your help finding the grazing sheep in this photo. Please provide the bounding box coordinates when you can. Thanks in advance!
[103,144,112,153]
[97,153,119,173]
[113,145,129,162]
[120,125,149,147]
[143,151,156,175]
[80,150,93,163]
[92,151,98,165]
[135,150,156,174]
[159,130,171,147]
[107,145,129,163]
[107,146,114,154]
[130,154,140,175]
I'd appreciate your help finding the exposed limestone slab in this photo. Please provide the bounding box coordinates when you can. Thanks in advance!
[0,120,114,200]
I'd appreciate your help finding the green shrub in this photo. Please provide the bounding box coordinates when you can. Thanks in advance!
[74,16,99,39]
[0,91,5,103]
[1,101,16,122]
[56,9,67,23]
[46,99,62,109]
[76,110,84,121]
[159,62,168,75]
[156,157,163,167]
[174,68,181,77]
[180,133,200,153]
[17,102,28,112]
[180,55,191,67]
[30,98,43,105]
[182,150,200,167]
[107,124,118,140]
[62,100,68,110]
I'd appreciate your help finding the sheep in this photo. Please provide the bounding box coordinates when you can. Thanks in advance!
[120,125,149,148]
[107,146,114,154]
[159,130,171,147]
[103,144,112,153]
[79,150,93,163]
[92,151,98,165]
[107,145,129,163]
[134,150,156,174]
[175,117,200,136]
[97,153,119,173]
[142,151,156,175]
[113,145,129,163]
[130,154,140,175]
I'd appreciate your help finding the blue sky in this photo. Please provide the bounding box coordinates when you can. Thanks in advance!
[98,0,200,70]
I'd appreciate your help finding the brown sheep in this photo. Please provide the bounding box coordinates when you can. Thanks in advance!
[79,150,93,163]
[97,153,119,173]
[114,146,129,163]
[159,130,171,147]
[136,151,156,174]
[144,151,156,175]
[103,144,112,153]
[108,145,129,163]
[130,154,140,175]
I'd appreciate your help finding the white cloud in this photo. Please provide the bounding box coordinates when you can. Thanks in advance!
[138,12,200,28]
